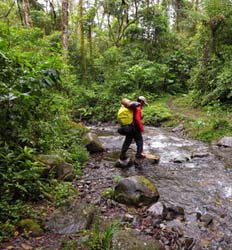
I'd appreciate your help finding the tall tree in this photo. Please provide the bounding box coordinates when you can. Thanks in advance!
[79,0,86,80]
[62,0,69,57]
[103,0,135,48]
[22,0,32,27]
[86,4,97,80]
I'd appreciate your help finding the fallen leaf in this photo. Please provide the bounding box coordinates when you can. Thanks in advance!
[6,246,15,249]
[21,244,32,250]
[14,231,19,237]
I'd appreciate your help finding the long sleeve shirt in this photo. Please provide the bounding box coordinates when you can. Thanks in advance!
[134,105,144,132]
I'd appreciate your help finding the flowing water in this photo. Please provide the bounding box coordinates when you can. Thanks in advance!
[90,125,232,250]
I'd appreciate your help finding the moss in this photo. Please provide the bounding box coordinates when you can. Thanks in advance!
[114,193,140,206]
[138,176,157,193]
[18,219,43,236]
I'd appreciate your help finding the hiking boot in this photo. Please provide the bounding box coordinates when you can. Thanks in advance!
[119,158,130,165]
[135,154,146,159]
[120,154,128,161]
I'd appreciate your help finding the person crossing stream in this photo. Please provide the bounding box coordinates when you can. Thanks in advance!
[91,124,232,250]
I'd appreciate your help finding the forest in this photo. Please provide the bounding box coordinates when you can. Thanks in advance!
[0,0,232,248]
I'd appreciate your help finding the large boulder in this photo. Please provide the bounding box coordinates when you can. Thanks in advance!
[37,154,75,181]
[47,203,96,234]
[83,132,105,153]
[114,175,159,206]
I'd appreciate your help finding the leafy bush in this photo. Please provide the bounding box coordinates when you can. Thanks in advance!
[0,146,46,201]
[143,102,172,126]
[0,145,49,240]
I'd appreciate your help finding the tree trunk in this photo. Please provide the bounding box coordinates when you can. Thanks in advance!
[16,0,24,25]
[195,0,200,11]
[62,0,69,58]
[79,0,86,81]
[88,25,96,81]
[22,0,32,27]
[49,0,57,31]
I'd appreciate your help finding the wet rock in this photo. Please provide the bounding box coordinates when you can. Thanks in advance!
[47,203,96,234]
[166,206,185,221]
[173,153,191,163]
[132,215,141,227]
[217,136,232,148]
[83,132,105,153]
[196,211,202,220]
[179,237,195,250]
[134,159,148,169]
[199,214,213,227]
[210,144,232,168]
[152,218,163,228]
[172,124,184,133]
[123,213,134,222]
[191,151,209,158]
[147,202,167,219]
[171,225,184,237]
[112,229,165,250]
[114,158,133,168]
[114,175,160,206]
[37,154,75,181]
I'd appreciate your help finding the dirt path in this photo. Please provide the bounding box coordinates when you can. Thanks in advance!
[166,99,205,120]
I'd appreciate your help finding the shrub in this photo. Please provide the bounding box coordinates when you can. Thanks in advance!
[143,102,172,126]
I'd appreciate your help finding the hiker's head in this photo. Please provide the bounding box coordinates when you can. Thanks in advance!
[137,96,148,106]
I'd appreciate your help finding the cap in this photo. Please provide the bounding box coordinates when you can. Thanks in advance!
[138,96,148,105]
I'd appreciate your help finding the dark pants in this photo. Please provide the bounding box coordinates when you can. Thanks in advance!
[120,127,143,160]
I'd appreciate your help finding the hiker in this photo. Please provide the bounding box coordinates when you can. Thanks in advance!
[119,96,147,161]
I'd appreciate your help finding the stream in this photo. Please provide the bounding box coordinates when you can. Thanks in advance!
[91,125,232,250]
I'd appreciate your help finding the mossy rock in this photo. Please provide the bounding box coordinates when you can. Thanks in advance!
[114,175,159,206]
[18,219,43,237]
[82,132,105,153]
[37,154,75,181]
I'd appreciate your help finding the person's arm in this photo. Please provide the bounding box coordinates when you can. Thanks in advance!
[134,106,144,132]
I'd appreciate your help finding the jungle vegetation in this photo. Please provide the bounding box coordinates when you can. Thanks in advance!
[0,0,231,242]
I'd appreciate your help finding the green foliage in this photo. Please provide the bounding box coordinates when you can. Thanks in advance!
[61,239,78,250]
[85,222,117,250]
[0,145,48,241]
[0,146,46,201]
[122,61,167,93]
[143,101,172,126]
[0,21,89,242]
[188,1,232,106]
[102,188,115,199]
[0,200,23,241]
[1,0,232,242]
[72,84,119,122]
[50,180,78,207]
[167,94,232,142]
[165,50,194,93]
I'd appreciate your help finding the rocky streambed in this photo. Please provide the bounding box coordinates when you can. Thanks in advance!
[1,125,232,250]
[88,125,232,250]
